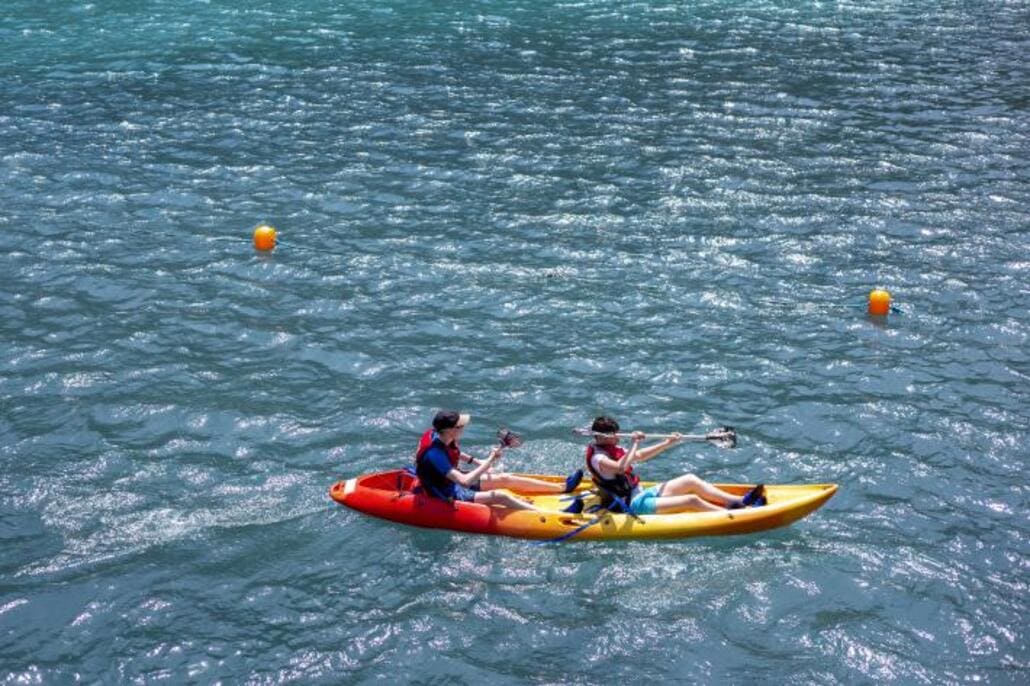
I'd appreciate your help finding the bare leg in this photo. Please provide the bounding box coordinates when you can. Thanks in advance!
[653,494,726,514]
[472,489,541,511]
[479,472,563,494]
[658,474,742,507]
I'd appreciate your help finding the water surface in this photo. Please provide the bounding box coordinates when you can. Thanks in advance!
[1,1,1027,683]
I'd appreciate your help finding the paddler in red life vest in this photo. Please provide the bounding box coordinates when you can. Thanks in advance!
[414,410,584,510]
[581,415,766,515]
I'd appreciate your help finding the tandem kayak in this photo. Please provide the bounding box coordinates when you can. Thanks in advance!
[329,469,837,542]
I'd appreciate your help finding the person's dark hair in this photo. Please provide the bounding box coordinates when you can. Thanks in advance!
[591,415,619,434]
[433,411,461,431]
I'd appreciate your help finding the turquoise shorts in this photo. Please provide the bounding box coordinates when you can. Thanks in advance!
[629,485,662,515]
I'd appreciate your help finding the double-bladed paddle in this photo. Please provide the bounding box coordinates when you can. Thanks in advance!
[463,428,522,465]
[572,426,737,449]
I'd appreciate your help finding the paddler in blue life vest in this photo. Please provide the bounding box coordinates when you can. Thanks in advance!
[414,411,583,510]
[579,415,765,515]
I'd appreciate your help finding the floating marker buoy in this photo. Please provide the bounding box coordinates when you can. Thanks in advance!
[868,288,891,316]
[253,224,277,251]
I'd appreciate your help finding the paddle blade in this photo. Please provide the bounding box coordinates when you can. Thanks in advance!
[497,429,523,449]
[707,426,737,449]
[572,426,594,437]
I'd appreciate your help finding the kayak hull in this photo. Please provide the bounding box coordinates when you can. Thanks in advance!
[329,470,837,542]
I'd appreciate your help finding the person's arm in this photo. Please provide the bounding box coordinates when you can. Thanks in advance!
[588,433,645,476]
[447,447,500,487]
[633,433,683,463]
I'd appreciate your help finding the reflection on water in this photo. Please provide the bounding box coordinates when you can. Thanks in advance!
[1,0,1027,682]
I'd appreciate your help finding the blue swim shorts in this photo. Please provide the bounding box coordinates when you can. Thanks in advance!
[629,485,662,515]
[453,484,480,502]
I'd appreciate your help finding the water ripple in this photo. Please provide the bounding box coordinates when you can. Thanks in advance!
[2,0,1028,683]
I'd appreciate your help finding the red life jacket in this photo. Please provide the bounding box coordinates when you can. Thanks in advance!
[585,443,640,504]
[416,429,461,468]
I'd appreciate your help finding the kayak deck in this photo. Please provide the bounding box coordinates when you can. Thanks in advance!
[329,470,837,541]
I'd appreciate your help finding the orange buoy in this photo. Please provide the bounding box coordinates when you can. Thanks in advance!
[868,288,891,316]
[253,224,277,251]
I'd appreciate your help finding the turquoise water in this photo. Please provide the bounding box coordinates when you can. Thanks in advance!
[2,0,1028,682]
